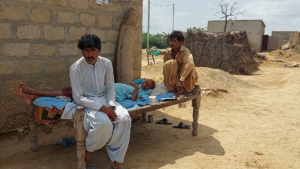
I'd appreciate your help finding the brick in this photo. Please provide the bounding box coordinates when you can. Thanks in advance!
[44,25,65,40]
[107,3,122,12]
[89,0,106,10]
[99,16,112,27]
[33,44,56,56]
[17,60,42,74]
[131,0,142,3]
[45,58,66,73]
[31,8,51,23]
[5,79,26,94]
[37,77,57,90]
[90,28,106,42]
[67,57,80,68]
[59,74,71,86]
[0,23,11,39]
[80,14,96,26]
[108,30,119,42]
[17,25,40,39]
[59,43,78,56]
[0,61,15,75]
[4,43,30,57]
[69,27,86,41]
[0,6,26,21]
[70,0,88,10]
[113,17,123,28]
[101,42,115,54]
[47,0,67,6]
[57,11,75,24]
[0,98,16,112]
[137,28,142,42]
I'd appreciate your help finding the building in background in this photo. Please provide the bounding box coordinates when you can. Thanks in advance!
[207,20,266,52]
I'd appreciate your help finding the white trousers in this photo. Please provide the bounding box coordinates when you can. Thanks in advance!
[83,103,131,163]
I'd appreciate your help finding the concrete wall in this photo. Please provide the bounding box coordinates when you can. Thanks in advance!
[267,36,281,51]
[0,0,143,132]
[207,20,265,52]
[267,31,299,51]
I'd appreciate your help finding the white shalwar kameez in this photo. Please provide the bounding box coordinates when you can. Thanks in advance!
[70,56,131,163]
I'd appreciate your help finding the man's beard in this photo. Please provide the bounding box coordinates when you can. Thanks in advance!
[86,56,96,64]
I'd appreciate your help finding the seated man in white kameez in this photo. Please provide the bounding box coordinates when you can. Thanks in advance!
[70,34,131,169]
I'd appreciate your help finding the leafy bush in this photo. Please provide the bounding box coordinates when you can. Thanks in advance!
[142,33,169,49]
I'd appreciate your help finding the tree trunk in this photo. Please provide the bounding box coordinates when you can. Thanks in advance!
[224,16,228,32]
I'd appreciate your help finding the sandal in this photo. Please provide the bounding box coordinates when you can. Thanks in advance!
[87,161,97,169]
[173,122,191,129]
[155,118,172,125]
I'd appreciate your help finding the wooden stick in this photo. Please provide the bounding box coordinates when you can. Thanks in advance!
[73,106,87,169]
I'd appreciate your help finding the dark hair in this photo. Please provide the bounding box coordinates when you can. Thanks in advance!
[169,30,184,42]
[77,34,101,50]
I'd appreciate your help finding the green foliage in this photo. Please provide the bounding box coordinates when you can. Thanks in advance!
[187,26,207,32]
[142,33,169,49]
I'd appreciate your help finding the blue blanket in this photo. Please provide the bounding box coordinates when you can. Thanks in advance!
[118,93,176,109]
[33,97,70,110]
[33,93,176,111]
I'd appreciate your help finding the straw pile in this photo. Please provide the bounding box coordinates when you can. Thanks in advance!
[185,31,258,75]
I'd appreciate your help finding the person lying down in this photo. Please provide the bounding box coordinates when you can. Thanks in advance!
[16,79,156,119]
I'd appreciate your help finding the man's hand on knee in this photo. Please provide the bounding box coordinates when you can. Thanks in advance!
[99,106,117,121]
[176,81,184,95]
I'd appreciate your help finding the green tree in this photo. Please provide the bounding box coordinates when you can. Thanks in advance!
[142,33,169,49]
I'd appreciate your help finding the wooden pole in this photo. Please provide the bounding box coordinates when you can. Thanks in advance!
[29,104,38,151]
[192,85,201,136]
[73,106,87,169]
[116,7,139,83]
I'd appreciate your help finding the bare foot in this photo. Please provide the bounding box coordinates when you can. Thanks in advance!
[15,89,35,105]
[18,82,34,95]
[113,161,122,169]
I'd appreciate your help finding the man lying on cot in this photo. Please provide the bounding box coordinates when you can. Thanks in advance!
[15,79,156,108]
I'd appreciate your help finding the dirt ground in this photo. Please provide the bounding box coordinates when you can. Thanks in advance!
[1,49,300,169]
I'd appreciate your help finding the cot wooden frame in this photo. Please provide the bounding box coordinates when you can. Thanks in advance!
[27,85,201,169]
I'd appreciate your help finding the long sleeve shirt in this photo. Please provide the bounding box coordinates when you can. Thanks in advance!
[70,56,116,111]
[163,46,196,82]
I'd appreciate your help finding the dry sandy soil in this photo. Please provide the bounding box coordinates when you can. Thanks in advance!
[0,49,300,169]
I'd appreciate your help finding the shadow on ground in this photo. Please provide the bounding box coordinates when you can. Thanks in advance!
[0,110,224,169]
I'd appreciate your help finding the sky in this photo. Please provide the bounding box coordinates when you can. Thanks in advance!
[142,0,300,36]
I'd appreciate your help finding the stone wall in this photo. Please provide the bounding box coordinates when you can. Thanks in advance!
[0,0,143,132]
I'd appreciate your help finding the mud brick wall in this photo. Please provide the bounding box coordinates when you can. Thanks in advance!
[0,0,143,132]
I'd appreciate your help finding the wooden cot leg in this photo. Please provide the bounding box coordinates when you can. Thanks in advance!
[192,85,201,136]
[29,104,38,151]
[74,106,87,169]
[142,112,147,122]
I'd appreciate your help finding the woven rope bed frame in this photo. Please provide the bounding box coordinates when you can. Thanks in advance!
[27,85,201,169]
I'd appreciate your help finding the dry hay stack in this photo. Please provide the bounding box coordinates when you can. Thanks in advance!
[185,31,258,75]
